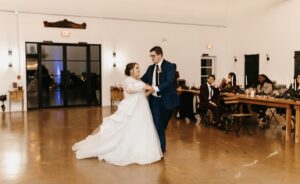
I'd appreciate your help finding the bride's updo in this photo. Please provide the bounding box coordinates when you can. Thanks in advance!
[125,62,137,76]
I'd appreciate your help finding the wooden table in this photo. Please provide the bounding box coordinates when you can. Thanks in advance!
[223,94,295,142]
[9,90,24,111]
[177,88,200,95]
[293,102,300,143]
[110,87,124,106]
[177,89,199,120]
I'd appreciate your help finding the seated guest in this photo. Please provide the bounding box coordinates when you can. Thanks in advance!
[255,74,273,95]
[219,72,240,93]
[200,75,224,130]
[219,72,241,113]
[251,74,274,128]
[281,74,300,99]
[277,74,300,130]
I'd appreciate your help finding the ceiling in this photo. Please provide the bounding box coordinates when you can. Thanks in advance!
[0,0,288,27]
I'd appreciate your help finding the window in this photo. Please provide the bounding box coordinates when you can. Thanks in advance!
[200,56,215,84]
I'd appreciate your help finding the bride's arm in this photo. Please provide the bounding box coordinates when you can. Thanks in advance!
[123,79,146,94]
[144,85,154,96]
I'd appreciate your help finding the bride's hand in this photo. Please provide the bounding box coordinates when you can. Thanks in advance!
[144,84,153,90]
[145,90,153,97]
[144,85,154,96]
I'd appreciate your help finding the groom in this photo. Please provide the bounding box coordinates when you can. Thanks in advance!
[141,46,180,153]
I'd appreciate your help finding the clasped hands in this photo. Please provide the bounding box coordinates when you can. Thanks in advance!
[144,84,155,96]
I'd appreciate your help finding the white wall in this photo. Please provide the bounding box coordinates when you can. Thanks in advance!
[2,1,300,112]
[228,0,300,86]
[0,12,21,111]
[0,11,229,111]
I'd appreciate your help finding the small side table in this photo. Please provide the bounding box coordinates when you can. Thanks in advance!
[110,87,124,106]
[9,90,24,112]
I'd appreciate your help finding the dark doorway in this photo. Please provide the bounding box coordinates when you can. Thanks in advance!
[26,42,102,109]
[294,51,300,76]
[245,54,259,88]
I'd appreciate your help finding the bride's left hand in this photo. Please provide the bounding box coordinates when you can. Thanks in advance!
[144,84,152,90]
[144,86,154,96]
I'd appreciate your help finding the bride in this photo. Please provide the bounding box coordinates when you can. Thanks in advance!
[72,62,163,166]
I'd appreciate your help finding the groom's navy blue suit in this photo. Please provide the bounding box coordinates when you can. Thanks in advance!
[141,60,180,152]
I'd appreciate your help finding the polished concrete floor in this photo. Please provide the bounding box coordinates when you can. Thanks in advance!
[0,107,300,184]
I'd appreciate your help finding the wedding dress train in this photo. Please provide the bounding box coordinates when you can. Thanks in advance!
[72,77,163,166]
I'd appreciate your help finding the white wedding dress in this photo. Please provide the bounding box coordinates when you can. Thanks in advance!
[72,77,163,166]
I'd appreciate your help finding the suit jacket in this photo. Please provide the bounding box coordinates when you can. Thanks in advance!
[199,82,220,107]
[141,59,180,110]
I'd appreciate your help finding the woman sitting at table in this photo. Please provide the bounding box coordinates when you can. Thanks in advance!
[219,72,241,113]
[219,72,240,93]
[251,74,274,128]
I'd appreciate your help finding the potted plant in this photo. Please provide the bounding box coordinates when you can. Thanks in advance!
[0,95,7,112]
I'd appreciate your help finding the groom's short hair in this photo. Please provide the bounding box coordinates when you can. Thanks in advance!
[150,46,163,56]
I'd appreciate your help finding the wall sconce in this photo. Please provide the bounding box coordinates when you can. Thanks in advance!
[8,50,13,68]
[113,51,116,67]
[207,43,213,49]
[266,54,270,61]
[234,56,237,62]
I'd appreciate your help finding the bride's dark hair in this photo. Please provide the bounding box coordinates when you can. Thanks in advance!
[125,62,137,76]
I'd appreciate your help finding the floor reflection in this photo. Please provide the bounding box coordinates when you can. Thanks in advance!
[0,108,300,184]
[2,151,24,177]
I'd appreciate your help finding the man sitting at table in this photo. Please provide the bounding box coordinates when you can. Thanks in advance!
[199,75,224,130]
[251,74,274,128]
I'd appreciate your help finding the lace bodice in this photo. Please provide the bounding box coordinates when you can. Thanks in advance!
[122,77,146,97]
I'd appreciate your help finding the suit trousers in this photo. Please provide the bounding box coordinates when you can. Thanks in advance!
[203,103,222,125]
[149,96,174,152]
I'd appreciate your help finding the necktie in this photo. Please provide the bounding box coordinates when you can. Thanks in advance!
[155,65,159,86]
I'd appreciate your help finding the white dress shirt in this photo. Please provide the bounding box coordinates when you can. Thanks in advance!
[207,82,214,100]
[152,59,163,97]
